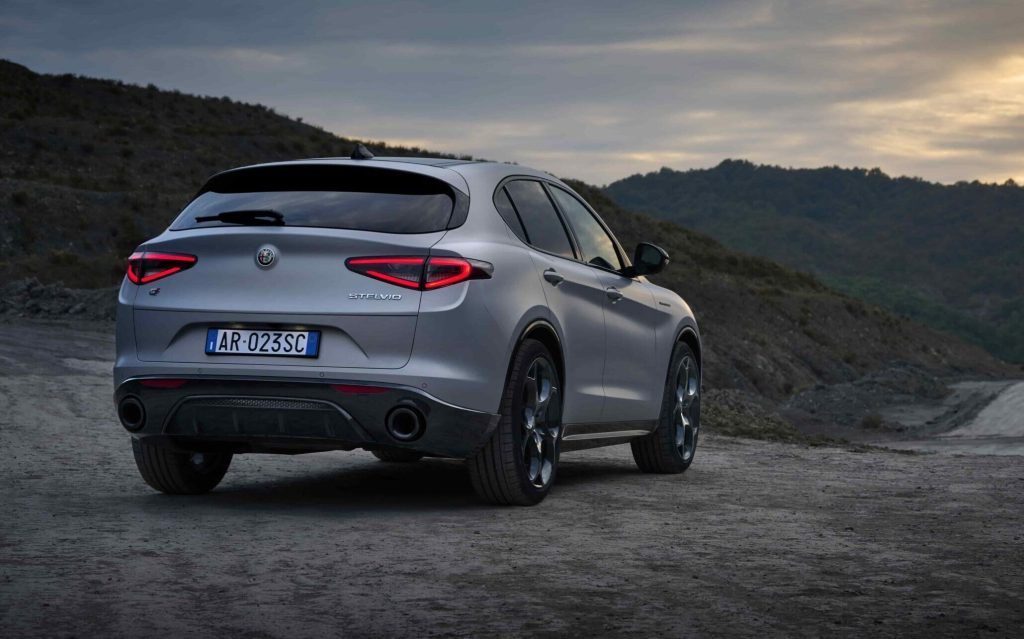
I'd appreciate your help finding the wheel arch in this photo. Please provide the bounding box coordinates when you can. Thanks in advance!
[648,325,702,437]
[516,319,565,388]
[676,326,702,374]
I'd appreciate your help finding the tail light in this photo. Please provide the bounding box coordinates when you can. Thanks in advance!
[127,251,197,284]
[346,256,491,290]
[425,257,474,289]
[345,257,425,289]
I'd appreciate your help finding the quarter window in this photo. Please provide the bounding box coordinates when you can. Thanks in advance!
[493,187,528,243]
[549,187,622,270]
[504,180,575,259]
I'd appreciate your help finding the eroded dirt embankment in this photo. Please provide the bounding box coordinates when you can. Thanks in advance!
[0,278,117,322]
[878,381,1024,455]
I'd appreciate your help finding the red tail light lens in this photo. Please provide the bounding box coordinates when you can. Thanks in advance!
[345,257,426,289]
[127,252,197,284]
[424,257,473,289]
[346,256,491,290]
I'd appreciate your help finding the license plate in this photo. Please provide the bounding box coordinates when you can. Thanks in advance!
[205,328,320,358]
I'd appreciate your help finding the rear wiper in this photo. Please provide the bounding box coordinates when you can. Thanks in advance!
[195,209,285,225]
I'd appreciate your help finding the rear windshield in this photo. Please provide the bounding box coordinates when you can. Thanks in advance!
[170,165,457,234]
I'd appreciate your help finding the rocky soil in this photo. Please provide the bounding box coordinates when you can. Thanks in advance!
[0,278,116,321]
[2,319,1023,637]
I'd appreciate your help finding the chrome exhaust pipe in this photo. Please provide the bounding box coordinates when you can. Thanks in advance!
[118,396,146,431]
[385,406,425,442]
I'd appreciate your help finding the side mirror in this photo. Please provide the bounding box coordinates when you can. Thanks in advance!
[626,242,669,277]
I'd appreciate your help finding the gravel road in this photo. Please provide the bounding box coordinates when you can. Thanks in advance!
[2,320,1023,638]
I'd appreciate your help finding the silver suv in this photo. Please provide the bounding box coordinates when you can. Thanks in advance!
[114,149,702,505]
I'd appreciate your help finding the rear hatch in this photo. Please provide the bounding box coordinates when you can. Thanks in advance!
[131,163,468,369]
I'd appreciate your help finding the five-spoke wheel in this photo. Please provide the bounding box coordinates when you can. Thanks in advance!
[520,357,561,490]
[673,353,700,463]
[631,341,701,473]
[468,338,564,505]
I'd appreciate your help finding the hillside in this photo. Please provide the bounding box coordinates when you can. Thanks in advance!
[1,59,1016,440]
[0,59,467,288]
[605,161,1024,363]
[565,182,1012,404]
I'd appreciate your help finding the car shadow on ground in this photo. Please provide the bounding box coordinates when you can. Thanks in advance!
[212,458,480,512]
[122,456,648,514]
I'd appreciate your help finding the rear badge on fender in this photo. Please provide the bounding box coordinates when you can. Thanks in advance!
[255,245,277,269]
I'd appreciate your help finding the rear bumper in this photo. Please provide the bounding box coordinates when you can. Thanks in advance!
[114,376,499,459]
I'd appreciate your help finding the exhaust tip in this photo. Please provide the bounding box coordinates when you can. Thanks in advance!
[118,396,146,431]
[385,406,425,442]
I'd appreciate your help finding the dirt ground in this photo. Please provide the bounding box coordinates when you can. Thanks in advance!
[1,320,1022,638]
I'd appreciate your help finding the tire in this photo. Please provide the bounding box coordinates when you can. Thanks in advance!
[131,439,232,494]
[371,449,424,463]
[468,338,563,506]
[631,341,701,474]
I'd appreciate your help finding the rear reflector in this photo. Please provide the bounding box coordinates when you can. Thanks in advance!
[127,252,197,284]
[139,378,188,389]
[330,384,389,394]
[346,256,491,290]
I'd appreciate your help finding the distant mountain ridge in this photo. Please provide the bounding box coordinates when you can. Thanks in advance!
[605,160,1024,363]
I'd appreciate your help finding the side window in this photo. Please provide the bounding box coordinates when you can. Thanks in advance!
[493,187,528,243]
[549,187,623,270]
[504,180,575,259]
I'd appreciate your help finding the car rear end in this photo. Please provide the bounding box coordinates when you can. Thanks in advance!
[114,161,499,459]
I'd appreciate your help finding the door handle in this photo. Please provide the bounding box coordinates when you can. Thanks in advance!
[543,269,565,286]
[606,287,624,302]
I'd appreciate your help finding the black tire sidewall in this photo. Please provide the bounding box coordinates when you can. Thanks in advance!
[132,439,232,494]
[504,339,561,502]
[658,342,700,470]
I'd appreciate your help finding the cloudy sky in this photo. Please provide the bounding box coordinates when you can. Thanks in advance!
[2,0,1022,184]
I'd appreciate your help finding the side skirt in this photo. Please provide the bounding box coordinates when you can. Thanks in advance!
[560,420,657,452]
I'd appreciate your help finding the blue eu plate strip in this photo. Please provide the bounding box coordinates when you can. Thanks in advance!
[305,331,320,356]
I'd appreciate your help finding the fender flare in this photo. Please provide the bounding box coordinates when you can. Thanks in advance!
[674,324,702,373]
[497,317,566,413]
[652,324,702,431]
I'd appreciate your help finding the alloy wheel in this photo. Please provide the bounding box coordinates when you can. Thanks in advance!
[520,357,562,489]
[673,355,700,462]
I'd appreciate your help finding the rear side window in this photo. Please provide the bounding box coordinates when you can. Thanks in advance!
[549,186,623,270]
[493,187,528,243]
[171,165,458,234]
[504,180,574,259]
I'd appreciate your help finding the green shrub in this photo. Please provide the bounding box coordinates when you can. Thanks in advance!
[860,413,884,429]
[48,250,80,266]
